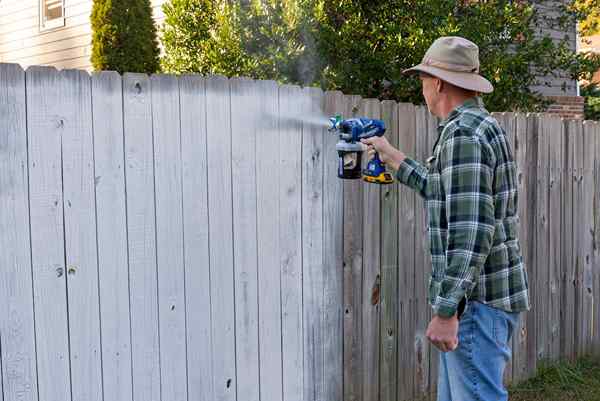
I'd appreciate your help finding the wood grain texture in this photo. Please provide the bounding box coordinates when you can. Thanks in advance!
[26,66,72,401]
[546,116,562,361]
[256,79,284,401]
[513,113,530,379]
[301,87,325,401]
[343,94,364,401]
[323,90,344,401]
[0,63,38,401]
[379,100,399,401]
[572,121,585,357]
[205,75,237,401]
[179,74,214,401]
[91,71,132,401]
[230,77,260,401]
[535,114,550,364]
[413,106,429,398]
[278,84,304,401]
[525,114,539,377]
[581,121,596,355]
[123,72,160,401]
[396,103,416,401]
[151,74,187,401]
[360,99,382,401]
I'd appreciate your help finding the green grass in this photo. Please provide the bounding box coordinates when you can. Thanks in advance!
[509,357,600,401]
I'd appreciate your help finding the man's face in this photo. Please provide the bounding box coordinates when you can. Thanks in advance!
[419,73,440,116]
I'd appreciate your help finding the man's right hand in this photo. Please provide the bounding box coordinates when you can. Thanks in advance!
[360,137,406,170]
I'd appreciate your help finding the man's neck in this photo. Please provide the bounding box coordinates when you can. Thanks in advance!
[438,94,476,120]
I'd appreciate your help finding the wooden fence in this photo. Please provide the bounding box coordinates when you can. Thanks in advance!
[0,63,598,401]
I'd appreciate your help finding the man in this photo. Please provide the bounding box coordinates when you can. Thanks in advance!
[361,36,530,401]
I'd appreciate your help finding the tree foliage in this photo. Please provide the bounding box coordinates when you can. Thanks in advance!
[91,0,160,73]
[161,0,600,112]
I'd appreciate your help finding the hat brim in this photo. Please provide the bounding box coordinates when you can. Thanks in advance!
[403,64,494,94]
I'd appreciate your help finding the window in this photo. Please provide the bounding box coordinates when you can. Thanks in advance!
[40,0,64,31]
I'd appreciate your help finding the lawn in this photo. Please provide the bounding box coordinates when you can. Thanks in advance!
[509,357,600,401]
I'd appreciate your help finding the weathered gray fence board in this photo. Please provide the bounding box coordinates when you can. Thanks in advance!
[513,113,530,379]
[380,100,399,401]
[361,98,382,401]
[547,116,563,361]
[536,115,550,362]
[323,91,344,401]
[151,74,188,401]
[573,121,585,357]
[595,122,600,357]
[413,106,430,398]
[179,74,214,401]
[0,63,38,401]
[562,120,576,361]
[425,110,440,401]
[302,87,325,401]
[230,77,260,401]
[256,80,284,401]
[397,103,417,401]
[595,122,600,356]
[525,114,539,376]
[26,66,73,401]
[123,73,161,401]
[343,94,363,401]
[205,75,237,401]
[91,71,132,401]
[582,122,596,355]
[61,69,103,401]
[278,84,304,401]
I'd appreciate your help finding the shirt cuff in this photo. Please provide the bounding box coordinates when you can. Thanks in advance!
[431,291,466,318]
[395,157,420,185]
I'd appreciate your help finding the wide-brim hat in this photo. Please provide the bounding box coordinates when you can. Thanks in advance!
[403,36,494,94]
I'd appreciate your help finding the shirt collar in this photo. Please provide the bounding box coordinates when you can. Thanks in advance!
[438,97,481,130]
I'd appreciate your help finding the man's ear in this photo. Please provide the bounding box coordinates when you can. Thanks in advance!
[436,78,444,93]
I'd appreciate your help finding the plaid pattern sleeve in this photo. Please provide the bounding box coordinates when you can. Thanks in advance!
[395,157,428,198]
[432,131,496,318]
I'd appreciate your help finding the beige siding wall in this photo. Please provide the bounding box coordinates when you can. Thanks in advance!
[0,0,166,71]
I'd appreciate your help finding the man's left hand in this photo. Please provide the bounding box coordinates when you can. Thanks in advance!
[426,314,459,352]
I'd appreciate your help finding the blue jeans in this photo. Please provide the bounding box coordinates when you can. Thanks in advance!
[437,301,520,401]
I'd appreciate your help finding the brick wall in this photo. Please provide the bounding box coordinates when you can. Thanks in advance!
[544,96,585,119]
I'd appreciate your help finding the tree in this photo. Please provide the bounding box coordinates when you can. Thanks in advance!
[91,0,160,73]
[160,0,600,112]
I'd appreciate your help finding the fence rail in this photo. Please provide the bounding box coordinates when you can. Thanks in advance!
[0,63,599,401]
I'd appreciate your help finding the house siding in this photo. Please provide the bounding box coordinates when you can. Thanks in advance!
[531,0,578,96]
[0,0,166,71]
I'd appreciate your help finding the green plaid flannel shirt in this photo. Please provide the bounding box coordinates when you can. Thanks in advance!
[396,98,530,318]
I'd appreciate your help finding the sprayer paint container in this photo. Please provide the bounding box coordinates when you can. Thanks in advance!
[336,141,364,179]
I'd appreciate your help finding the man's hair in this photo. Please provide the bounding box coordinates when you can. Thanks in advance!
[419,72,478,97]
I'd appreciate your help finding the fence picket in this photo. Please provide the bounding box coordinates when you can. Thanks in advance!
[0,63,38,401]
[91,71,132,401]
[179,74,214,401]
[230,77,260,401]
[205,75,237,401]
[343,94,364,401]
[380,100,399,401]
[278,84,304,401]
[323,91,345,401]
[123,72,161,401]
[397,103,417,401]
[301,87,325,401]
[256,80,284,401]
[151,74,188,401]
[26,66,72,401]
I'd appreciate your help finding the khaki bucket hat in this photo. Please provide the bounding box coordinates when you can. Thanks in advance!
[403,36,494,94]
